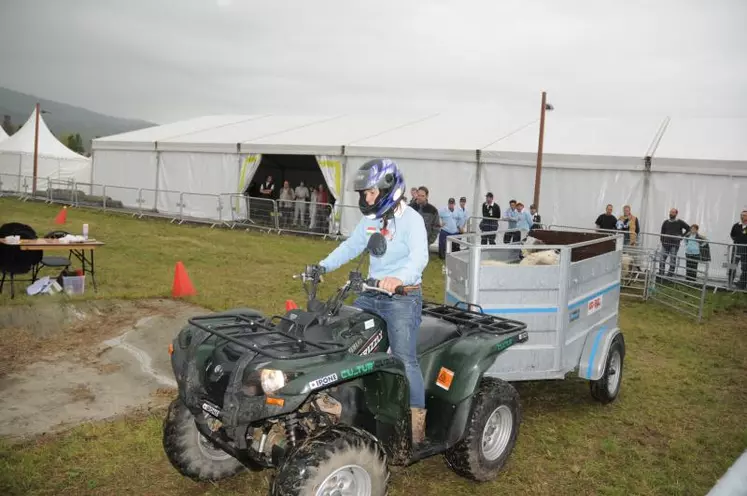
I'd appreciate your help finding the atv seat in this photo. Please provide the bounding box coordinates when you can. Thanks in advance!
[417,316,460,354]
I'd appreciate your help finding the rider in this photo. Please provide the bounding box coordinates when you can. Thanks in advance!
[315,158,430,445]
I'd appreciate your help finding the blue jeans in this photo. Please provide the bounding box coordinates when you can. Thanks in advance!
[659,243,679,276]
[439,229,458,259]
[353,289,426,408]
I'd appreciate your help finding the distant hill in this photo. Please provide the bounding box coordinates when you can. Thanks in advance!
[0,87,156,153]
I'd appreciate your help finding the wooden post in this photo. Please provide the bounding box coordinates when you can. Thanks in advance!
[32,102,40,195]
[533,91,547,210]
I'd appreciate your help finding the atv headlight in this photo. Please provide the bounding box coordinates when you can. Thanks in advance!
[260,369,286,394]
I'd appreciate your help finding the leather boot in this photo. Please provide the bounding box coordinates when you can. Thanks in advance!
[410,407,427,445]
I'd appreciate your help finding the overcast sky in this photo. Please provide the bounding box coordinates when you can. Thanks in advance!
[1,0,745,124]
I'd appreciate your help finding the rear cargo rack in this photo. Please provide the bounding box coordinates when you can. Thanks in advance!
[188,312,349,360]
[422,301,527,335]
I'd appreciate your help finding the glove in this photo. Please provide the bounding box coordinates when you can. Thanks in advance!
[304,264,326,280]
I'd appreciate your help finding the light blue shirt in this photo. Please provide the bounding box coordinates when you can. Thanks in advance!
[455,207,468,229]
[439,207,459,233]
[318,203,429,286]
[685,234,701,256]
[516,210,533,231]
[505,207,519,228]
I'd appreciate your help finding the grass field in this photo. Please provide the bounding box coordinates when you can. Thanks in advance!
[1,198,746,496]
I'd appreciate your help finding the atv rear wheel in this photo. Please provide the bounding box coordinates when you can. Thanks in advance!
[444,377,521,482]
[271,424,389,496]
[590,333,625,403]
[162,398,244,482]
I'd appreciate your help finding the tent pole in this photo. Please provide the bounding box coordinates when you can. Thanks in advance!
[532,91,547,210]
[32,102,40,195]
[473,149,482,221]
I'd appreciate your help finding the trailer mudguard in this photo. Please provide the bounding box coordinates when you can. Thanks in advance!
[578,324,623,381]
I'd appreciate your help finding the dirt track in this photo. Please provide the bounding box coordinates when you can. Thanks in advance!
[0,298,209,441]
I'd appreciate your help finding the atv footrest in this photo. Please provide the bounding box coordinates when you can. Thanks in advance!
[409,439,450,464]
[422,301,527,335]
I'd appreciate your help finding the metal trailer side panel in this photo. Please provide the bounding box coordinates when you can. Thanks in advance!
[476,264,561,377]
[442,231,624,383]
[565,249,622,373]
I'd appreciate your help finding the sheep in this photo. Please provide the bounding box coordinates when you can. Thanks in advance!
[519,249,560,266]
[621,253,635,280]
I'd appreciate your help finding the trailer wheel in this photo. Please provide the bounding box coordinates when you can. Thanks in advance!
[444,377,521,482]
[590,333,625,404]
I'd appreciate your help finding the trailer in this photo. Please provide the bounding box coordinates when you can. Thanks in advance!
[444,228,626,403]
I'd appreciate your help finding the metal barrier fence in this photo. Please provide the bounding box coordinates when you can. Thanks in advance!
[1,175,744,319]
[548,224,747,294]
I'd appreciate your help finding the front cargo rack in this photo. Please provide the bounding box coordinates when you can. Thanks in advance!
[422,301,528,335]
[188,311,349,360]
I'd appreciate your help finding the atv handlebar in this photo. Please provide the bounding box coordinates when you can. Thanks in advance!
[293,266,405,298]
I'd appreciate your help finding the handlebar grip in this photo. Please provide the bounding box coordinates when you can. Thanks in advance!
[367,278,406,296]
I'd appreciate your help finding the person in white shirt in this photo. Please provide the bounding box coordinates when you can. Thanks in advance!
[278,180,295,228]
[293,181,310,226]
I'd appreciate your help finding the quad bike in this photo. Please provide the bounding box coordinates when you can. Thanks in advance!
[163,232,529,495]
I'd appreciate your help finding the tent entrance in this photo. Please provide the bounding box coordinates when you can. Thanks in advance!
[241,154,339,234]
[249,154,336,204]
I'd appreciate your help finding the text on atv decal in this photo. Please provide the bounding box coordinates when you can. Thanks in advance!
[347,337,364,353]
[201,402,221,418]
[341,361,374,379]
[360,331,383,356]
[308,373,339,390]
[436,367,455,390]
[495,337,514,352]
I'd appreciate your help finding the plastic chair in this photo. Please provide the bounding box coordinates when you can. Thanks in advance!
[0,223,43,299]
[32,230,72,280]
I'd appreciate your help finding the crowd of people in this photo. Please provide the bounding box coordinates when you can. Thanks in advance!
[404,186,542,259]
[243,174,333,232]
[594,203,747,287]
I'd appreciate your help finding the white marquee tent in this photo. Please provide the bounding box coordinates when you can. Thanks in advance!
[90,113,747,250]
[0,107,92,193]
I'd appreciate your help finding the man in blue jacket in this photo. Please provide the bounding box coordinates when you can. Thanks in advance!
[438,198,461,259]
[317,158,430,445]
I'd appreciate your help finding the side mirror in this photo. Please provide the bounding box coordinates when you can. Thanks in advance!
[367,232,387,257]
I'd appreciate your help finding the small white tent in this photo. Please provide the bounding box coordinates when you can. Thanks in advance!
[0,107,92,193]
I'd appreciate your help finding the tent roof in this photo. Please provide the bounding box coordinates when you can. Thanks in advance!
[94,112,538,158]
[157,114,345,153]
[92,113,747,170]
[91,115,265,151]
[0,125,7,142]
[0,108,89,161]
[480,115,668,170]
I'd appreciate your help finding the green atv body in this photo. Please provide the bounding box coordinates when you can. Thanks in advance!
[163,235,529,495]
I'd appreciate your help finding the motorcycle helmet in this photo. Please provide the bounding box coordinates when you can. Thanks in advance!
[353,158,406,219]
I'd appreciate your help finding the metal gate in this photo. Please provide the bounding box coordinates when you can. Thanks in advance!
[645,249,709,321]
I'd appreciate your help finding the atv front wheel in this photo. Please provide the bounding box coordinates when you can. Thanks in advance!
[271,424,389,496]
[590,333,625,403]
[444,377,521,482]
[162,398,245,482]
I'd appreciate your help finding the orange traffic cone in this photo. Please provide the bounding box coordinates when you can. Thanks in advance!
[54,206,68,224]
[285,299,298,311]
[172,261,197,298]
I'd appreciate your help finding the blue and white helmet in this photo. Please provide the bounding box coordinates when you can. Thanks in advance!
[353,158,406,219]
